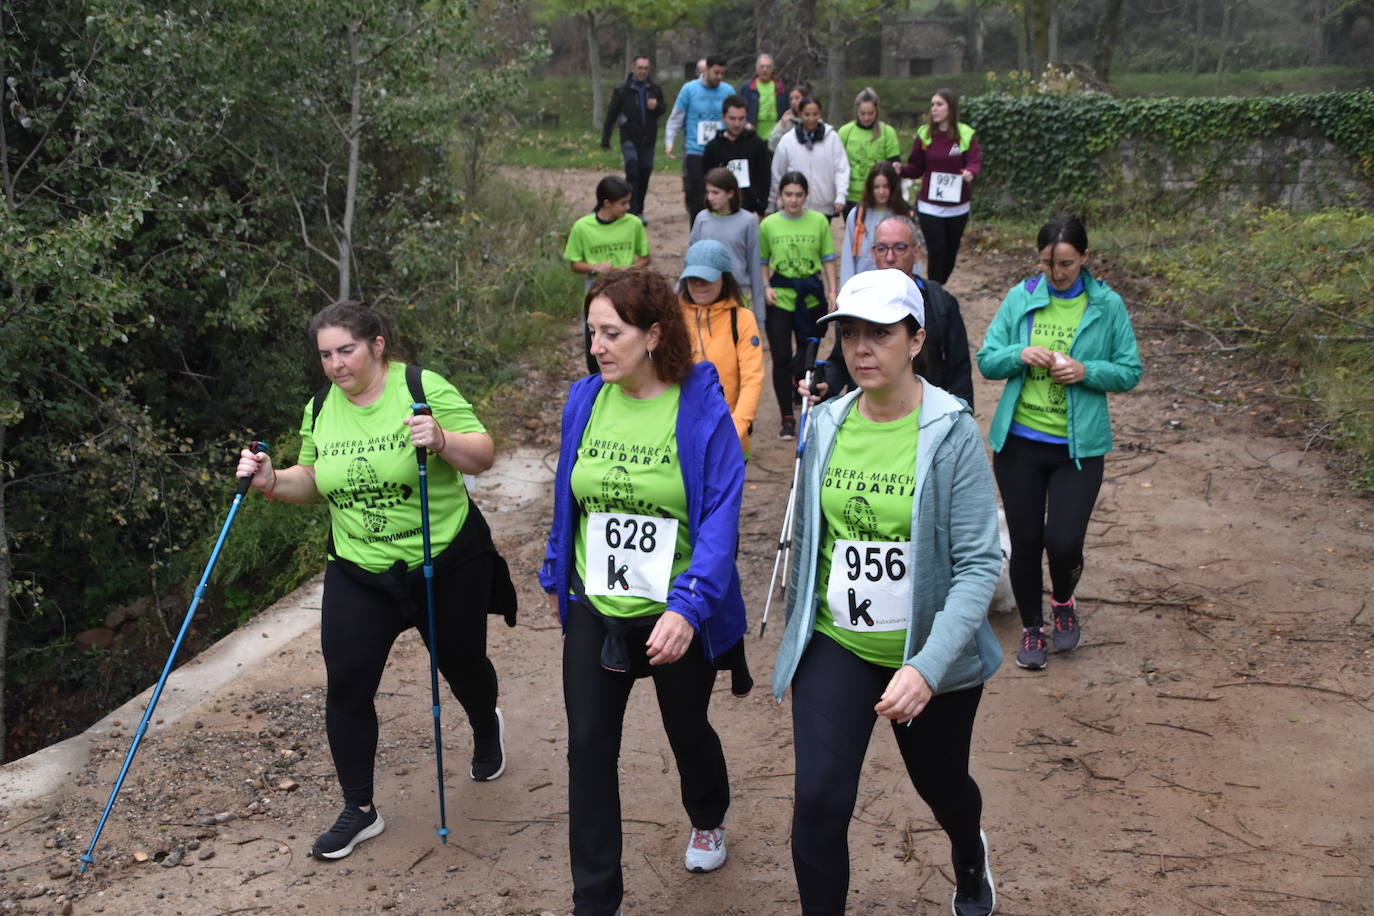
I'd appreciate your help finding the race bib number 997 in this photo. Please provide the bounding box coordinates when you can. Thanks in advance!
[929,172,963,203]
[585,512,680,603]
[825,539,912,632]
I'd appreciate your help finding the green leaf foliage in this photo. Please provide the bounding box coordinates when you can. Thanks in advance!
[961,90,1374,216]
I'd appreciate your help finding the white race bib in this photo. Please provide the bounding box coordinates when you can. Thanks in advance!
[929,172,964,203]
[696,119,722,147]
[825,540,912,632]
[726,157,751,188]
[585,512,680,603]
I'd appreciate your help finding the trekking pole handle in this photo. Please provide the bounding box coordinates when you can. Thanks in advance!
[236,440,270,497]
[411,403,433,464]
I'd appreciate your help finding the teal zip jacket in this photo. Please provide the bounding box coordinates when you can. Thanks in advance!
[977,270,1143,459]
[772,382,1004,700]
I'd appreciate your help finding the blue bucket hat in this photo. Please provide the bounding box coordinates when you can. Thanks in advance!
[680,239,735,284]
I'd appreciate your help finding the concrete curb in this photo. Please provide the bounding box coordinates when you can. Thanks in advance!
[0,575,325,807]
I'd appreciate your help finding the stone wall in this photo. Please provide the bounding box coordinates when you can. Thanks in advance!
[1108,128,1370,211]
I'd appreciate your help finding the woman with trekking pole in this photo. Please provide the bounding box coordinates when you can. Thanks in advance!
[234,300,516,860]
[540,267,748,916]
[976,214,1142,671]
[773,269,1003,916]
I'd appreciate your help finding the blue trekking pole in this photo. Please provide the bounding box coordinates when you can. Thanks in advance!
[759,339,823,639]
[79,440,270,873]
[411,403,450,845]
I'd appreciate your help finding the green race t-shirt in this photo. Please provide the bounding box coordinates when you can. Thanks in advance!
[299,365,486,573]
[759,209,835,313]
[755,81,778,138]
[837,121,901,203]
[563,212,650,289]
[815,405,920,668]
[572,384,692,619]
[1012,292,1089,438]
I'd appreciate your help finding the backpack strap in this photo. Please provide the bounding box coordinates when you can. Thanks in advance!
[405,363,426,406]
[730,307,739,347]
[309,384,330,434]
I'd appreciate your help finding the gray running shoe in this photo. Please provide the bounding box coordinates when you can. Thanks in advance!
[1051,599,1080,652]
[1016,627,1048,670]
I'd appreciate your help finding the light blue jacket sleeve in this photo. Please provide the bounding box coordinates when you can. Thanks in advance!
[907,416,1002,692]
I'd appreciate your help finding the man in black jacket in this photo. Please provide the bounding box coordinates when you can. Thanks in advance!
[701,95,772,214]
[811,216,974,409]
[600,56,664,221]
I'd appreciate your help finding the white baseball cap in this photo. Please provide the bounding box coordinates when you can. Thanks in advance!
[818,269,925,329]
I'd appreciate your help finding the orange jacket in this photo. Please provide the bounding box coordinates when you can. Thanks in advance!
[679,292,764,455]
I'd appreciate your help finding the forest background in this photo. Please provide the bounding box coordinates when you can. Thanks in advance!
[2,0,1371,765]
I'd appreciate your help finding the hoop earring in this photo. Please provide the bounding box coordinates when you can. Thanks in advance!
[647,349,655,361]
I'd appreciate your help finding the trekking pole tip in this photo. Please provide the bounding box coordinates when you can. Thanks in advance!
[438,826,450,843]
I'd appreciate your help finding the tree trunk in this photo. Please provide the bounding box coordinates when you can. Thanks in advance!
[1024,0,1052,73]
[826,17,844,122]
[1047,2,1059,64]
[1192,0,1206,75]
[1091,0,1126,83]
[1215,0,1237,77]
[338,22,363,302]
[586,12,604,130]
[965,0,984,72]
[0,424,9,762]
[1309,0,1328,65]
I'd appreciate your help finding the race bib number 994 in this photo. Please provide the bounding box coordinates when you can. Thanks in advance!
[825,539,912,632]
[585,512,680,603]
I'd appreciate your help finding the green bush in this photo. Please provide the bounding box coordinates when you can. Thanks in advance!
[962,90,1374,216]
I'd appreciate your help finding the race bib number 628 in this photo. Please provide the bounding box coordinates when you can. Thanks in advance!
[585,512,679,603]
[825,539,912,632]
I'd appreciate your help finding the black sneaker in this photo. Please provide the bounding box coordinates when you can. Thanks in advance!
[311,804,385,860]
[1016,627,1048,670]
[1051,598,1080,652]
[780,415,796,440]
[951,830,996,916]
[470,707,506,781]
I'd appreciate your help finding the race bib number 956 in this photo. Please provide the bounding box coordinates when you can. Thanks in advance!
[585,512,680,603]
[825,539,912,632]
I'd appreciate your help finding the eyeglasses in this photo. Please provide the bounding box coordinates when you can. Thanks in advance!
[872,243,912,255]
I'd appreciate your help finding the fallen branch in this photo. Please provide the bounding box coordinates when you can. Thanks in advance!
[1148,773,1221,796]
[1195,815,1267,851]
[1146,721,1213,738]
[1213,680,1370,701]
[407,847,434,872]
[1156,691,1221,702]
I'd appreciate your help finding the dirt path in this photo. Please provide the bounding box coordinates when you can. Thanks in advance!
[2,167,1371,915]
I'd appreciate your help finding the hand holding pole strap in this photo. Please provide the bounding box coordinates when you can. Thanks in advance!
[236,440,271,497]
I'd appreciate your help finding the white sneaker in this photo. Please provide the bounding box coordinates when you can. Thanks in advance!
[684,825,726,873]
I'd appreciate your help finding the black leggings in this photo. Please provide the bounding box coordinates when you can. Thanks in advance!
[917,211,969,284]
[765,301,826,418]
[320,553,499,807]
[790,633,984,916]
[993,433,1105,629]
[563,601,729,916]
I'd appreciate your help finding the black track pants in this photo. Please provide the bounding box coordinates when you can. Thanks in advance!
[790,633,984,915]
[917,211,969,284]
[320,552,498,807]
[563,600,729,916]
[993,433,1105,628]
[765,301,826,418]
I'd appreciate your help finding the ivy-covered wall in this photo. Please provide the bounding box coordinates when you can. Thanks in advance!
[961,91,1374,215]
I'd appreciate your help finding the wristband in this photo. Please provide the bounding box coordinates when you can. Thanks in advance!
[264,471,279,500]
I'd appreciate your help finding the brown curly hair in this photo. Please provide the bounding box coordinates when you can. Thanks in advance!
[585,267,694,384]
